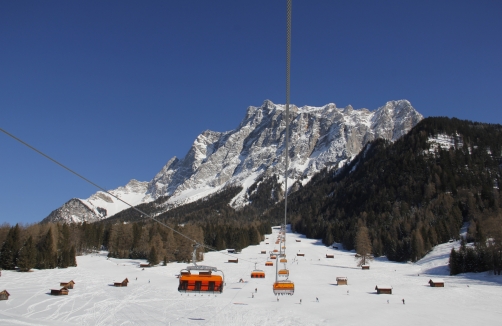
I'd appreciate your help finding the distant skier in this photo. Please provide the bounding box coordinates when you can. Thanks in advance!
[300,299,302,304]
[347,290,349,295]
[255,288,257,293]
[149,279,150,283]
[316,297,319,302]
[387,300,389,304]
[277,297,279,302]
[402,298,405,304]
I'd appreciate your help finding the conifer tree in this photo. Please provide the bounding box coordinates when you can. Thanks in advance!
[355,225,373,267]
[0,224,21,270]
[37,228,57,269]
[18,236,36,272]
[148,246,159,266]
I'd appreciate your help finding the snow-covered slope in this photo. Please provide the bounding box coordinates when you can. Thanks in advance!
[44,100,423,223]
[1,227,501,325]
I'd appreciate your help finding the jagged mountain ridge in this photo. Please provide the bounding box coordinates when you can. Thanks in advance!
[43,99,423,224]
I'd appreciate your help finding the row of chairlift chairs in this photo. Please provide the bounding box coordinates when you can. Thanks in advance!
[177,226,294,296]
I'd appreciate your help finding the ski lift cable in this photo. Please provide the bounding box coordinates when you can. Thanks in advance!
[284,0,292,242]
[0,127,269,265]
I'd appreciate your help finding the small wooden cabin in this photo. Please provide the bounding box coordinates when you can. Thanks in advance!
[140,263,150,268]
[326,254,334,258]
[227,249,235,253]
[375,285,392,294]
[295,239,301,242]
[51,287,69,295]
[228,259,238,263]
[336,277,348,285]
[0,290,10,300]
[60,280,75,289]
[261,250,267,254]
[429,278,445,287]
[297,253,305,257]
[114,278,129,287]
[362,265,370,270]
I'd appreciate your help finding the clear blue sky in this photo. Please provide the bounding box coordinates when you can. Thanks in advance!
[1,0,501,225]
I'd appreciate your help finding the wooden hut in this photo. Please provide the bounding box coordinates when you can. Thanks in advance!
[228,259,238,263]
[429,278,445,287]
[297,253,305,257]
[336,277,348,285]
[326,254,334,258]
[60,280,75,289]
[0,290,10,300]
[51,287,69,295]
[261,250,267,254]
[375,285,392,294]
[295,239,301,242]
[114,278,129,287]
[139,263,150,268]
[361,265,370,270]
[227,249,235,253]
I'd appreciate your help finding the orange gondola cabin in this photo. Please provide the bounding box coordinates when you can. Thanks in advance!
[273,281,294,295]
[251,270,265,278]
[178,266,224,294]
[178,266,224,293]
[278,269,289,277]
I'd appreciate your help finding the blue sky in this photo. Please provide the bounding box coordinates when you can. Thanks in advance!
[1,0,501,225]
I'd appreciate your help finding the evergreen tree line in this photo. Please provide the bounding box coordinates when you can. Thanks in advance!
[0,223,76,271]
[104,219,271,265]
[263,117,502,263]
[1,218,272,269]
[202,220,272,252]
[449,211,502,275]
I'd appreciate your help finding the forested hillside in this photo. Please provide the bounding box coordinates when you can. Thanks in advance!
[0,184,275,270]
[265,117,502,267]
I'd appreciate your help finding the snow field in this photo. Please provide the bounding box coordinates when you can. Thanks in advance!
[1,227,502,325]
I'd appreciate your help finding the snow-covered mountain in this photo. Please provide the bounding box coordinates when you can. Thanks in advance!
[43,99,423,224]
[43,180,149,223]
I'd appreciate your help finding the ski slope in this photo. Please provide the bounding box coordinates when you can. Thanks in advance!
[1,227,501,325]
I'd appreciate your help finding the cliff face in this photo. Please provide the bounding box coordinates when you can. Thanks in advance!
[146,99,422,208]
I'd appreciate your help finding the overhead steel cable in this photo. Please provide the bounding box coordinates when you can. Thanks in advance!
[0,127,267,264]
[284,0,292,235]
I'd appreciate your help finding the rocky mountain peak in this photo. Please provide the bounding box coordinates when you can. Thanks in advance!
[43,99,423,223]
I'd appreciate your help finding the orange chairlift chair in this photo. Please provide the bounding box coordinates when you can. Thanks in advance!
[178,244,225,294]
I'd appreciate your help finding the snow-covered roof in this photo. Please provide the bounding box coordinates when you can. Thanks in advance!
[429,278,445,283]
[375,285,393,289]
